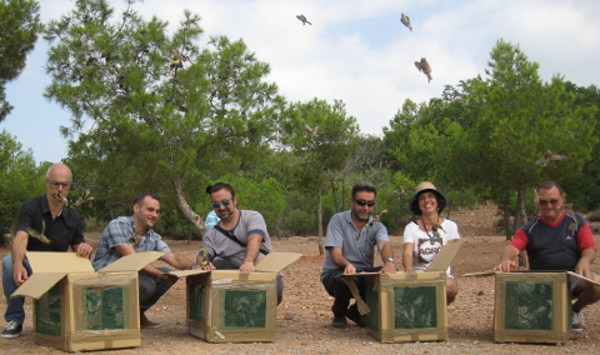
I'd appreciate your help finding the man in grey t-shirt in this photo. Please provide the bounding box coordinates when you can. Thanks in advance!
[320,182,396,328]
[196,182,282,303]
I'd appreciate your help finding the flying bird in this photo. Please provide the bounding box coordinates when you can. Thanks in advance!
[534,150,567,167]
[72,190,94,208]
[296,14,312,25]
[414,58,432,82]
[303,123,318,138]
[400,13,412,31]
[390,185,406,196]
[54,193,69,208]
[368,209,388,226]
[26,220,52,245]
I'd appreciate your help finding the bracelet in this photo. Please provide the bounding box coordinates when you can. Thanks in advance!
[244,259,254,264]
[384,257,395,264]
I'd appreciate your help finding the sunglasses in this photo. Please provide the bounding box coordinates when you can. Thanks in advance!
[211,199,232,208]
[354,199,376,207]
[539,199,559,206]
[49,179,72,187]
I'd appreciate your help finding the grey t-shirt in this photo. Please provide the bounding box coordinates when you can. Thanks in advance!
[320,210,390,279]
[202,210,273,268]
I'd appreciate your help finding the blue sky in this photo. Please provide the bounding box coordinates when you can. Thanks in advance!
[3,0,600,164]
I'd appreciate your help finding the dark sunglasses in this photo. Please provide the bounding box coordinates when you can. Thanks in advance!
[539,199,559,206]
[49,179,72,187]
[354,199,376,207]
[211,199,232,208]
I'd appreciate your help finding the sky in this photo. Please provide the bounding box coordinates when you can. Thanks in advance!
[3,0,600,164]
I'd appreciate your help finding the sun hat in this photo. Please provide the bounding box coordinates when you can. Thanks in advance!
[409,181,448,216]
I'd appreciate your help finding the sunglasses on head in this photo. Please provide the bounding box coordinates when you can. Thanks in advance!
[539,199,559,206]
[211,199,232,208]
[49,180,72,187]
[354,199,376,207]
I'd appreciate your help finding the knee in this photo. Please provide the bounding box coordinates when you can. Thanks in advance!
[139,278,157,301]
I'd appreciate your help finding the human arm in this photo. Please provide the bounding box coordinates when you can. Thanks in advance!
[240,234,262,272]
[11,231,29,286]
[113,244,178,284]
[161,252,195,270]
[377,240,396,274]
[575,248,596,279]
[402,242,415,272]
[330,247,356,274]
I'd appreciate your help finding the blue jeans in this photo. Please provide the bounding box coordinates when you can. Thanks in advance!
[2,254,32,324]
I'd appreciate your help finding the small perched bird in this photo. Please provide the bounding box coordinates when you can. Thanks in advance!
[54,193,69,208]
[390,185,406,196]
[303,123,318,138]
[414,58,432,82]
[170,49,183,69]
[534,150,567,167]
[296,14,312,25]
[400,13,412,31]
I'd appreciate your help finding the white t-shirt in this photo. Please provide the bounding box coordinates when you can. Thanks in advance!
[402,219,460,276]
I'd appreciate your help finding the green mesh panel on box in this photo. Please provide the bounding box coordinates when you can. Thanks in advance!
[365,280,380,331]
[189,285,206,323]
[221,289,267,329]
[394,286,437,329]
[504,281,554,330]
[35,284,61,336]
[82,287,127,330]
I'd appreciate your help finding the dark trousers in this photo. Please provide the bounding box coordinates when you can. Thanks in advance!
[321,266,382,316]
[213,257,284,305]
[139,266,173,313]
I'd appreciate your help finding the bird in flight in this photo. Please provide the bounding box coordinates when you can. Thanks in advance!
[391,186,406,196]
[400,13,412,31]
[296,14,312,25]
[534,150,567,167]
[414,58,432,82]
[303,123,318,138]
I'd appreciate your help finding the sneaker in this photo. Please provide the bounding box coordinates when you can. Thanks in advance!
[331,314,347,328]
[346,305,367,328]
[1,320,22,339]
[140,313,161,329]
[572,311,583,333]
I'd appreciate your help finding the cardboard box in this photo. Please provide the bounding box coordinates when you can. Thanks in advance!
[12,251,164,352]
[338,242,461,343]
[494,271,573,344]
[170,252,301,343]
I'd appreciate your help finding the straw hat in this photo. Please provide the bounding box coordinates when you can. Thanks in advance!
[409,181,448,216]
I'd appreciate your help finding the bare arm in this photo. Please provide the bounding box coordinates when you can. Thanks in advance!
[402,242,414,272]
[11,231,29,286]
[493,245,520,272]
[377,241,396,274]
[330,247,355,274]
[575,248,596,278]
[114,244,169,280]
[240,234,262,272]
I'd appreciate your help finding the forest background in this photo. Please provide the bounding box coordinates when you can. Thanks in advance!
[1,0,600,249]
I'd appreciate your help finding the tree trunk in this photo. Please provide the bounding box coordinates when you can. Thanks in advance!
[173,177,206,238]
[503,204,512,241]
[318,187,325,255]
[513,186,528,267]
[330,175,340,213]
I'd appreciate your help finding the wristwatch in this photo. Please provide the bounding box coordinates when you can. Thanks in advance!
[384,257,395,264]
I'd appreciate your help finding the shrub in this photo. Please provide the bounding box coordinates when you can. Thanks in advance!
[587,209,600,222]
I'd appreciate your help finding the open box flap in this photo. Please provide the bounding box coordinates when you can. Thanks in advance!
[11,273,66,299]
[98,251,164,273]
[255,252,302,272]
[27,251,94,273]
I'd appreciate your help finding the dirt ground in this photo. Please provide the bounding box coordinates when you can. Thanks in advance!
[2,204,600,354]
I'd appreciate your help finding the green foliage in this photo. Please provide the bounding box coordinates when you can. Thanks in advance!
[0,130,42,239]
[284,209,316,237]
[0,0,42,121]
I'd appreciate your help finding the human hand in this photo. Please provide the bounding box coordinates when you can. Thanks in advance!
[240,260,255,272]
[380,261,396,274]
[344,263,356,274]
[76,242,93,259]
[493,259,518,272]
[575,261,592,279]
[158,273,179,285]
[13,263,29,287]
[201,262,216,271]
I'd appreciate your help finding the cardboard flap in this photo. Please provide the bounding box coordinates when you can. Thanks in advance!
[11,273,66,299]
[255,252,302,272]
[462,271,495,278]
[426,241,461,271]
[27,252,94,273]
[565,271,600,286]
[98,251,164,273]
[169,269,211,277]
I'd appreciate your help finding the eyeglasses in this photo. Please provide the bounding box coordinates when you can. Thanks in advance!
[49,180,72,188]
[539,199,559,206]
[211,199,232,208]
[354,199,376,207]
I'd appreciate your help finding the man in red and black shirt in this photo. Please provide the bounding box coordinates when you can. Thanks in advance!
[495,181,600,332]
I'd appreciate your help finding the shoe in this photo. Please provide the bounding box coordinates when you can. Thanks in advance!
[140,313,161,329]
[572,311,583,333]
[331,314,347,328]
[1,320,22,339]
[346,305,367,328]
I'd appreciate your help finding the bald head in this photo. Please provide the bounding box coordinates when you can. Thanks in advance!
[45,163,73,198]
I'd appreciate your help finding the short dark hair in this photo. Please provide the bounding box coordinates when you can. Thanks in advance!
[133,193,160,206]
[537,181,563,195]
[207,182,236,198]
[351,182,377,199]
